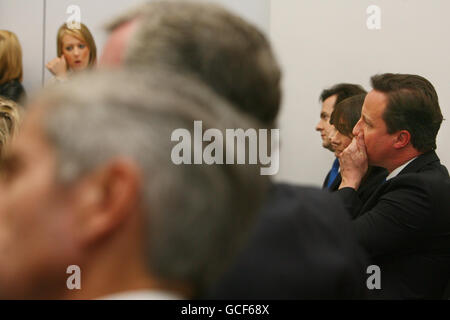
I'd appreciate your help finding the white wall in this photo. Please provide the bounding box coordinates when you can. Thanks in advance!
[1,0,270,89]
[1,0,448,187]
[270,0,450,186]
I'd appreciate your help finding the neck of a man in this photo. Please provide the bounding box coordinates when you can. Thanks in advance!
[383,147,423,173]
[58,226,189,299]
[62,255,157,300]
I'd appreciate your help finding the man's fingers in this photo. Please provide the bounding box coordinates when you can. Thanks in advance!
[356,132,366,151]
[347,137,358,153]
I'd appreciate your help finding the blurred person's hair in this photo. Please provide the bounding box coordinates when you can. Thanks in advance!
[0,30,23,84]
[57,22,97,67]
[330,94,366,137]
[371,73,443,152]
[36,68,267,296]
[106,1,281,127]
[0,96,21,158]
[320,83,367,105]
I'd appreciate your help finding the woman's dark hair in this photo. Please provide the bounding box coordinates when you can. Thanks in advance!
[330,94,366,137]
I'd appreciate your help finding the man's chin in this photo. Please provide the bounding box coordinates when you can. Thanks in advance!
[323,143,334,152]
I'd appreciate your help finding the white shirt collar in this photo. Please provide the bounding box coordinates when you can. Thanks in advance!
[386,156,418,181]
[98,289,183,300]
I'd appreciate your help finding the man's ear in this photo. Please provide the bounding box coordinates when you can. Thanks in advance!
[72,158,142,248]
[393,130,411,149]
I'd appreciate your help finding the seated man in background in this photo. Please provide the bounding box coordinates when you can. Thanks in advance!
[101,0,368,299]
[339,73,450,299]
[316,83,367,190]
[0,69,267,299]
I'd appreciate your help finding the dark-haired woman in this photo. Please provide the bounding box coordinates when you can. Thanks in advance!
[329,94,388,214]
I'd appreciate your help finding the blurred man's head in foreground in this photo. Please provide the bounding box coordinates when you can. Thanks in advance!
[0,69,267,299]
[101,0,282,127]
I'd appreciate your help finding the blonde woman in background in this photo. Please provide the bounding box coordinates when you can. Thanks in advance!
[0,30,26,103]
[46,23,97,81]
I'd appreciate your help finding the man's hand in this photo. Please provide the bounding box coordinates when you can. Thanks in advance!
[46,56,68,79]
[338,132,368,190]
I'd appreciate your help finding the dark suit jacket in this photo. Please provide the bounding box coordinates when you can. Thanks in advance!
[205,183,368,299]
[336,166,388,215]
[338,151,450,299]
[323,163,387,196]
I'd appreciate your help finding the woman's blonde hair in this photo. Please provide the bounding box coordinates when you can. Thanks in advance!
[57,23,97,67]
[0,96,21,158]
[0,30,23,84]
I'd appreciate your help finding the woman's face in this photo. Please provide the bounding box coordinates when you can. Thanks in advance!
[330,126,353,156]
[61,34,90,72]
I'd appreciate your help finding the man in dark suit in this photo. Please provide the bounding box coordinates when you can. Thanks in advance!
[338,73,450,299]
[206,183,368,299]
[101,1,368,299]
[317,84,367,190]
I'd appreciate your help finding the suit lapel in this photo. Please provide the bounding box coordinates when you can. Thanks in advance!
[322,171,331,189]
[329,173,342,191]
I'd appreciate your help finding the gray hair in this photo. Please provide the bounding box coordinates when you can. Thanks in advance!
[37,68,268,294]
[106,0,282,126]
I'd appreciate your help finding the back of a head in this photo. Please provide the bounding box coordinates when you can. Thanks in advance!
[320,83,367,105]
[330,94,366,137]
[38,68,268,296]
[0,30,23,84]
[108,1,281,126]
[371,73,443,152]
[0,96,21,158]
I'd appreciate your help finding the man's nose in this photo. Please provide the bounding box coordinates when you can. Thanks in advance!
[315,121,323,131]
[353,119,362,136]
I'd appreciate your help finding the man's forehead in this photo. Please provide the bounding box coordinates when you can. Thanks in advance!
[323,94,337,105]
[364,90,387,115]
[99,18,139,67]
[322,95,337,112]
